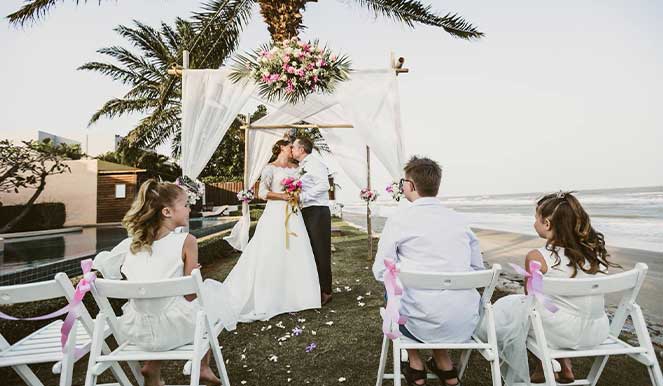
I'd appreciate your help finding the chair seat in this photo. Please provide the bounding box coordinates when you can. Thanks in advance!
[0,320,93,367]
[97,338,210,363]
[527,335,649,360]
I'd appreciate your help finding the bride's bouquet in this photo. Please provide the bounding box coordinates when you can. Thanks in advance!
[282,176,303,214]
[281,176,303,249]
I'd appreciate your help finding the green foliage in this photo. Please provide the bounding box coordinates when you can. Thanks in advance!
[198,105,268,182]
[0,203,66,233]
[0,140,72,195]
[96,147,182,181]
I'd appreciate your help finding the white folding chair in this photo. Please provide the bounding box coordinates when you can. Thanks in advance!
[86,269,231,386]
[0,273,133,386]
[376,264,503,386]
[524,262,662,386]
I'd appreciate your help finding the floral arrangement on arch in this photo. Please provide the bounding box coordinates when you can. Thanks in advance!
[175,176,202,206]
[230,38,352,104]
[386,182,404,202]
[236,188,255,203]
[360,188,378,203]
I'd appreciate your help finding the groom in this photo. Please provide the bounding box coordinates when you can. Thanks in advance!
[291,137,333,305]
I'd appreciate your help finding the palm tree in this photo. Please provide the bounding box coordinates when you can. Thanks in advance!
[9,1,483,39]
[79,1,254,153]
[60,0,482,152]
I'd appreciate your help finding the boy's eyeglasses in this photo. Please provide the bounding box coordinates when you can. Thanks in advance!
[399,178,415,191]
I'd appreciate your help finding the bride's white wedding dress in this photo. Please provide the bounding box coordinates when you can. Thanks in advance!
[224,164,321,322]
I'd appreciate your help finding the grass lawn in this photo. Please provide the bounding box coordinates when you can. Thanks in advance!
[1,218,661,386]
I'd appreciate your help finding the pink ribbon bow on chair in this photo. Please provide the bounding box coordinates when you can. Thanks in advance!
[60,259,96,354]
[382,259,408,340]
[510,260,559,313]
[0,259,96,354]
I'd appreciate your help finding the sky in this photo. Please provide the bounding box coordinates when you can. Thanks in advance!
[1,0,662,197]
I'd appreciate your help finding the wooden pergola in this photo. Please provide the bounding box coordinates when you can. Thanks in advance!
[169,51,409,259]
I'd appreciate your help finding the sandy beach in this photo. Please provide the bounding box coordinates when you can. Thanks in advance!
[344,212,663,323]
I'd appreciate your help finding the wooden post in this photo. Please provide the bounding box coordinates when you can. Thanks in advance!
[243,114,250,221]
[366,145,373,260]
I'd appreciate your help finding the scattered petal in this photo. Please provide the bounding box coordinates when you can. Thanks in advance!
[305,342,317,352]
[356,296,364,300]
[339,377,347,382]
[297,318,306,323]
[241,354,246,360]
[312,330,317,335]
[358,302,365,307]
[366,292,372,296]
[276,321,285,329]
[241,382,247,385]
[268,354,278,362]
[325,321,334,326]
[287,378,292,383]
[292,326,303,336]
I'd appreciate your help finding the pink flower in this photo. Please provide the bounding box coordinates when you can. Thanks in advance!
[286,66,296,74]
[386,185,393,193]
[306,63,315,70]
[296,69,305,77]
[283,55,290,64]
[312,75,319,83]
[269,73,280,82]
[330,54,337,61]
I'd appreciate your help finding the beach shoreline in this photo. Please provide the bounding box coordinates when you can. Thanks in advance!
[343,212,663,325]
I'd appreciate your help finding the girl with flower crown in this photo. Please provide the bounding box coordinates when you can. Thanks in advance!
[478,192,620,384]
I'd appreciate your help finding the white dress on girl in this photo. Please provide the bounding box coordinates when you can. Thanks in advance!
[223,164,321,322]
[478,247,610,382]
[94,232,237,351]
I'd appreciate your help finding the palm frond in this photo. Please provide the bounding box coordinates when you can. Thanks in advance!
[350,0,483,40]
[6,0,105,27]
[88,97,158,125]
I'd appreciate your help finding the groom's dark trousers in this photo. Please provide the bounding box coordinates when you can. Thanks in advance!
[301,205,332,294]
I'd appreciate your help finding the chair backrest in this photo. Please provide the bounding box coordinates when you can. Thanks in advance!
[540,263,648,336]
[397,264,502,333]
[398,264,502,292]
[0,272,97,336]
[89,269,206,346]
[540,263,647,297]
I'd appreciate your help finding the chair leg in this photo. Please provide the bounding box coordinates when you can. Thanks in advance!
[189,311,206,386]
[530,310,556,386]
[12,365,45,386]
[631,305,663,386]
[376,335,390,386]
[392,340,402,386]
[458,349,472,379]
[586,356,609,386]
[205,316,230,386]
[59,320,78,386]
[85,313,107,386]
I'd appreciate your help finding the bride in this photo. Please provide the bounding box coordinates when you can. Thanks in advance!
[223,139,322,322]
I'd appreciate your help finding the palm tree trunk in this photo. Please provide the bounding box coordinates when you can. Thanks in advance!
[258,0,313,42]
[0,172,47,234]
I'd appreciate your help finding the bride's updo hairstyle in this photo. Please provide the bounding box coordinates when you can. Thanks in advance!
[268,139,290,163]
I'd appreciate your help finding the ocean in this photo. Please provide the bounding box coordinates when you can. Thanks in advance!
[342,186,663,253]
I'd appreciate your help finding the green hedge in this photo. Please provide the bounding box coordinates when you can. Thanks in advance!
[0,202,66,233]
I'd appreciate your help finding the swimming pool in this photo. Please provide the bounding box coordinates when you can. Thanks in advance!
[0,218,236,285]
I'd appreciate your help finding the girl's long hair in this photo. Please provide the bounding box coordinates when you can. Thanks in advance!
[537,192,620,277]
[268,139,290,163]
[122,179,184,254]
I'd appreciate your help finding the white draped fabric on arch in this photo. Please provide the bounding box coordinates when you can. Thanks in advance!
[180,67,406,250]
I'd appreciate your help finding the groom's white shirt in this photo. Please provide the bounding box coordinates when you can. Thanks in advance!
[298,154,330,208]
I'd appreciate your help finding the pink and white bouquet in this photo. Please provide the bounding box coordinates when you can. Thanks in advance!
[236,188,254,203]
[230,38,352,104]
[360,188,378,203]
[282,177,303,214]
[386,182,404,202]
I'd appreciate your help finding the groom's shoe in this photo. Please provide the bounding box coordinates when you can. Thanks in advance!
[321,292,333,306]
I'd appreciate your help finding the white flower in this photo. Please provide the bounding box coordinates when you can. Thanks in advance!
[338,377,347,383]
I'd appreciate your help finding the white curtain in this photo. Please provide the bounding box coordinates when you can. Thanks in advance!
[180,67,405,251]
[181,69,257,178]
[224,128,286,250]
